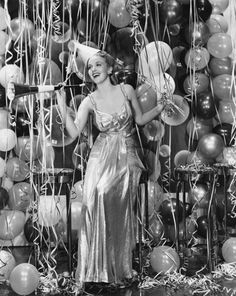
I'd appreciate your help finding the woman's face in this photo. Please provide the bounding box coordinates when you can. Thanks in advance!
[87,55,112,84]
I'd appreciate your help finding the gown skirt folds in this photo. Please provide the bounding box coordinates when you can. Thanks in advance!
[75,90,144,284]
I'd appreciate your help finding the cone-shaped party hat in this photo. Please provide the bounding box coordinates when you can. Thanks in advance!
[68,40,100,65]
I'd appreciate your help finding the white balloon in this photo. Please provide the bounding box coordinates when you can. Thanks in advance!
[0,64,24,88]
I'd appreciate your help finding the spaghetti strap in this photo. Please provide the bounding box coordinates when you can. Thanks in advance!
[120,83,129,101]
[88,93,97,111]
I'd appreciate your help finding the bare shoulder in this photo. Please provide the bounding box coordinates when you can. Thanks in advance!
[79,95,93,111]
[122,83,136,99]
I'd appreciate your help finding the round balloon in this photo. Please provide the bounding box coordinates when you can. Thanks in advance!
[186,117,213,140]
[209,57,232,77]
[108,0,131,28]
[9,263,39,296]
[0,210,25,240]
[140,41,173,79]
[0,64,24,88]
[149,215,164,244]
[14,136,42,161]
[198,133,225,159]
[136,83,157,113]
[184,47,210,70]
[159,0,183,25]
[206,14,228,35]
[9,17,35,43]
[174,150,191,167]
[0,250,16,280]
[217,100,236,124]
[150,245,180,274]
[222,237,236,263]
[6,157,29,182]
[0,186,9,210]
[8,182,33,212]
[183,72,209,95]
[194,92,217,120]
[188,182,210,208]
[212,74,234,101]
[184,21,210,46]
[196,215,208,238]
[159,198,183,225]
[0,128,17,151]
[143,120,165,141]
[207,33,232,58]
[213,123,234,146]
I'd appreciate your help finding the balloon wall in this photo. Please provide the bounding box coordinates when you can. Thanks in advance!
[0,0,236,294]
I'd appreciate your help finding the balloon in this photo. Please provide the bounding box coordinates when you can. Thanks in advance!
[6,157,29,182]
[110,27,147,65]
[9,17,35,43]
[159,0,183,25]
[70,180,83,202]
[184,47,210,71]
[194,92,217,120]
[62,201,82,231]
[14,136,42,161]
[206,14,229,35]
[222,237,236,263]
[154,73,176,99]
[0,210,25,240]
[140,41,173,78]
[114,69,138,89]
[136,83,157,113]
[142,120,165,141]
[159,145,171,157]
[183,72,210,95]
[14,110,35,136]
[150,245,180,274]
[196,215,208,238]
[166,217,196,242]
[208,0,229,13]
[9,263,39,296]
[196,0,213,21]
[38,195,62,227]
[24,217,49,244]
[160,94,189,126]
[217,100,236,124]
[209,57,232,77]
[174,150,191,166]
[0,157,6,177]
[207,33,232,59]
[186,117,213,140]
[159,198,183,225]
[149,215,164,244]
[1,176,13,191]
[11,94,36,113]
[8,182,33,212]
[188,182,210,208]
[0,128,17,151]
[213,123,234,146]
[108,0,131,28]
[198,133,225,159]
[184,21,210,46]
[186,150,214,166]
[0,250,16,280]
[212,74,234,101]
[0,31,9,55]
[44,105,76,147]
[0,7,8,30]
[0,186,9,210]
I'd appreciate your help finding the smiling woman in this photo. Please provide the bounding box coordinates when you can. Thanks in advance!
[56,48,165,292]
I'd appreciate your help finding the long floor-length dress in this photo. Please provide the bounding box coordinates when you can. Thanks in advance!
[75,85,144,284]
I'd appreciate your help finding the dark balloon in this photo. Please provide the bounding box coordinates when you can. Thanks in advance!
[0,187,9,210]
[213,123,235,146]
[184,21,210,46]
[196,215,208,238]
[159,198,183,225]
[24,217,49,244]
[209,57,233,77]
[114,69,138,89]
[14,112,38,137]
[193,92,217,119]
[159,0,183,25]
[196,0,213,21]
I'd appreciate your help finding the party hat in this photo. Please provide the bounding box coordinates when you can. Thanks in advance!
[68,40,100,65]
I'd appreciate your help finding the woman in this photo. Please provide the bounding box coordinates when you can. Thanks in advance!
[56,51,164,289]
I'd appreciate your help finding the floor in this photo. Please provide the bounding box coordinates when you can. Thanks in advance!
[1,245,236,296]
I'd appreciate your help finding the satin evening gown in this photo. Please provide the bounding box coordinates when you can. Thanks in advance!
[75,85,144,284]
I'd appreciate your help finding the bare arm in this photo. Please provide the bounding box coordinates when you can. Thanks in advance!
[124,84,164,126]
[56,90,91,139]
